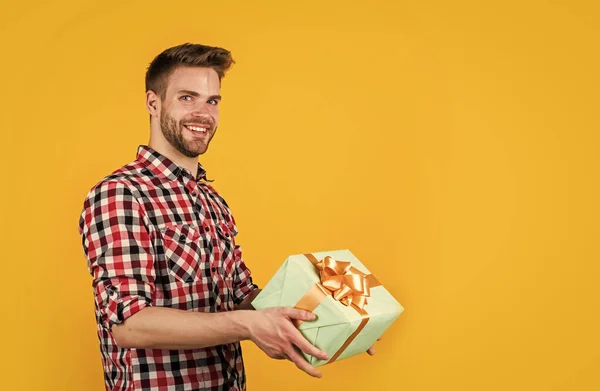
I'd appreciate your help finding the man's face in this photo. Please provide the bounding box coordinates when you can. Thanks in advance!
[159,66,221,158]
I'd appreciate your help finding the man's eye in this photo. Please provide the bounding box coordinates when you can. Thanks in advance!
[180,95,192,101]
[208,99,219,105]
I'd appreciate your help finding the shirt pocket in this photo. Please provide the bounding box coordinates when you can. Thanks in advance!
[161,224,201,284]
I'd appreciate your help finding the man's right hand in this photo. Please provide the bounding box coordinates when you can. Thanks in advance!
[246,307,328,378]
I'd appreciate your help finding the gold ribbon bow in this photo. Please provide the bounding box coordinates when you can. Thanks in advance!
[315,256,371,309]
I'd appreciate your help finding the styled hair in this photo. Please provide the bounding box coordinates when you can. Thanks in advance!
[145,43,235,99]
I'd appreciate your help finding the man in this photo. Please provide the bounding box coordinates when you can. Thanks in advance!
[79,43,376,391]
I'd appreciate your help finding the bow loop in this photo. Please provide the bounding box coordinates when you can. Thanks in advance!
[315,256,372,309]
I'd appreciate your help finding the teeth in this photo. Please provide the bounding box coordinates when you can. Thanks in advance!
[186,125,206,133]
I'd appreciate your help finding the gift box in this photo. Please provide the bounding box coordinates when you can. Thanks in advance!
[251,249,404,366]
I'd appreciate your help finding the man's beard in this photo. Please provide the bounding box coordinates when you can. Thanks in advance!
[160,110,215,158]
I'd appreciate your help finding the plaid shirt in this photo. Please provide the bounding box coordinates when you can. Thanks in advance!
[79,145,258,391]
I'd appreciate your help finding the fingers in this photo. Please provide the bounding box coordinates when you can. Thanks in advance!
[290,329,329,361]
[284,307,316,322]
[285,347,322,378]
[367,336,382,355]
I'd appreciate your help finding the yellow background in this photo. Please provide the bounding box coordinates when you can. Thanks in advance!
[1,0,599,390]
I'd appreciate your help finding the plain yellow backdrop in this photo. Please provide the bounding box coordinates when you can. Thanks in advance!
[1,0,599,390]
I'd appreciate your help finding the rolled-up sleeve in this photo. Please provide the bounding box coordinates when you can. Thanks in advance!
[232,244,258,305]
[79,180,155,330]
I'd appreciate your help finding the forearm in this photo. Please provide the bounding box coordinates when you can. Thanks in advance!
[112,306,255,350]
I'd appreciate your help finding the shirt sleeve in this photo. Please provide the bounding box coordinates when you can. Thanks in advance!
[232,244,259,305]
[78,180,155,330]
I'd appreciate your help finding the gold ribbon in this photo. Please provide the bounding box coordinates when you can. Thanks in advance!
[294,253,381,364]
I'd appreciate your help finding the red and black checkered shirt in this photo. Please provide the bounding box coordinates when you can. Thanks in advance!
[79,145,258,391]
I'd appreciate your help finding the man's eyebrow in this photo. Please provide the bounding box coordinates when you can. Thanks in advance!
[177,89,201,97]
[177,90,222,101]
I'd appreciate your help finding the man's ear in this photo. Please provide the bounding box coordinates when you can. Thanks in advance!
[146,90,160,117]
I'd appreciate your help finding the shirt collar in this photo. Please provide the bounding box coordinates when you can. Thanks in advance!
[136,145,207,182]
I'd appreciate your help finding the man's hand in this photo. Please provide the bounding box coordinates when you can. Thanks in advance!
[247,307,328,378]
[367,337,383,356]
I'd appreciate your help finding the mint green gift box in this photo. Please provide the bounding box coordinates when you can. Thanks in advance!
[251,249,404,366]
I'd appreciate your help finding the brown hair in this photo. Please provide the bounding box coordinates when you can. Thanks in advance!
[145,43,235,99]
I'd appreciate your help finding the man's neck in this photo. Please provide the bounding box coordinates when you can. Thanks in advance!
[148,136,199,179]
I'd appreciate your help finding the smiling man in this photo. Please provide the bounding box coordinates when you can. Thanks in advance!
[78,43,332,391]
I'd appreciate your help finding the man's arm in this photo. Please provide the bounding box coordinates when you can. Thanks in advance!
[79,180,156,332]
[112,305,294,348]
[112,307,250,349]
[112,305,326,377]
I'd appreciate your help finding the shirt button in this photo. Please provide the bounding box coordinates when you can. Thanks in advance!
[178,235,186,243]
[204,226,210,232]
[191,192,197,197]
[211,267,216,272]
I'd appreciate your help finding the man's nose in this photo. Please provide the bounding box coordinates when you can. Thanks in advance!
[190,107,210,117]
